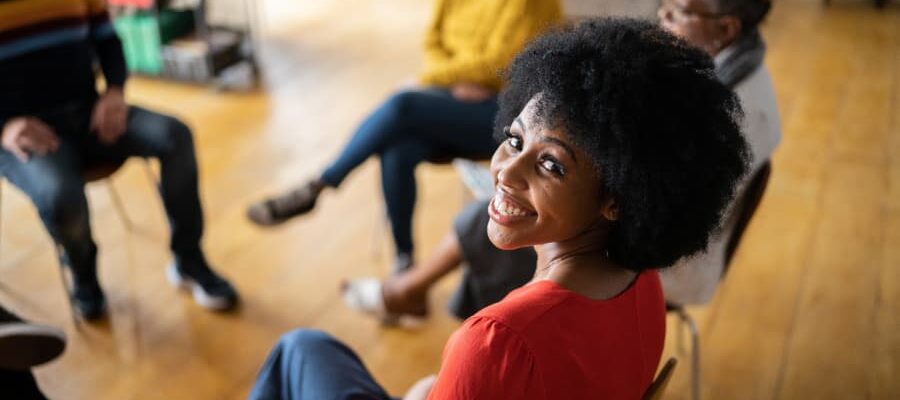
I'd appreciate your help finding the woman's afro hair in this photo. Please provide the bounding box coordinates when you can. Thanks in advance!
[495,18,750,271]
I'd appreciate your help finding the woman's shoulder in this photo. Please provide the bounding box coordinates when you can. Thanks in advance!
[472,280,577,330]
[472,271,664,334]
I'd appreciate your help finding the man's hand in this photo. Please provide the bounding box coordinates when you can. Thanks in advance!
[402,374,437,400]
[91,87,127,145]
[451,83,494,103]
[1,117,60,163]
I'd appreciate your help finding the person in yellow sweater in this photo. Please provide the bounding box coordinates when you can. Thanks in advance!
[247,0,561,271]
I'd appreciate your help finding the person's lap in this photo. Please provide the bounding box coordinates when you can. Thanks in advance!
[250,329,396,400]
[385,88,498,157]
[0,103,188,194]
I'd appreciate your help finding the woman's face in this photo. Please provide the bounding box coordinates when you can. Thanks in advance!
[487,99,609,250]
[658,0,736,55]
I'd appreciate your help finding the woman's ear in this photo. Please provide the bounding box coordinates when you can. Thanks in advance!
[599,197,619,222]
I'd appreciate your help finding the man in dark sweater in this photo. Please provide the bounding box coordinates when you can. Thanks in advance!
[0,0,238,320]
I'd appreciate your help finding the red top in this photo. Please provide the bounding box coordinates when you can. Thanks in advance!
[428,271,666,400]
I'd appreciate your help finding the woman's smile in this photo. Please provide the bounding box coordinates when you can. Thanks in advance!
[488,191,537,226]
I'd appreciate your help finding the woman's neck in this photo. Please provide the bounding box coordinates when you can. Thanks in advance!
[533,226,637,301]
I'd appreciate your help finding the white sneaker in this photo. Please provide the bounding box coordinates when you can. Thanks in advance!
[166,262,238,311]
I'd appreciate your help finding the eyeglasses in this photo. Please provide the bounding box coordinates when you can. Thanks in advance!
[658,0,724,24]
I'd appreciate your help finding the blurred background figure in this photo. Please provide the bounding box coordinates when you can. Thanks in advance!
[0,0,238,321]
[247,0,562,273]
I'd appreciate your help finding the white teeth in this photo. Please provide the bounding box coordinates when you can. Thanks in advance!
[495,199,528,217]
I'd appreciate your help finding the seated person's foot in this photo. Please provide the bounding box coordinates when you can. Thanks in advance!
[381,272,428,317]
[0,321,66,370]
[71,278,107,321]
[247,180,324,226]
[341,269,428,327]
[167,254,239,311]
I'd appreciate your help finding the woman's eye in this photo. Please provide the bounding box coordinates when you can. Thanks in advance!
[505,129,523,151]
[540,158,566,176]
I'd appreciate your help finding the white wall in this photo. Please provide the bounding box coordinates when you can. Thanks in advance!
[562,0,659,18]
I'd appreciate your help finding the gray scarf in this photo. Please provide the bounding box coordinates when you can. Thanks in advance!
[714,30,766,89]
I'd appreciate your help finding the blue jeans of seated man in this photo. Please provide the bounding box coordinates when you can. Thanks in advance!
[249,329,398,400]
[0,100,205,285]
[319,88,499,256]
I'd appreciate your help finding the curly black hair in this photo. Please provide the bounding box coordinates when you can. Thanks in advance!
[495,18,750,271]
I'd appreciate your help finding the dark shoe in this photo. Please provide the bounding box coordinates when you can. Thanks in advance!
[167,255,238,311]
[392,253,413,275]
[70,282,107,321]
[247,180,322,226]
[0,322,66,370]
[57,246,105,321]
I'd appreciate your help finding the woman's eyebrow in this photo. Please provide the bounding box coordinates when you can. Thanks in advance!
[515,115,578,164]
[539,135,578,164]
[514,117,526,131]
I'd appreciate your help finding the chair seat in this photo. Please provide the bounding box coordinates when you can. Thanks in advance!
[83,159,127,182]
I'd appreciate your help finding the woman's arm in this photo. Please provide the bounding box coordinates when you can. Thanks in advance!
[422,0,452,69]
[427,317,543,400]
[419,0,561,90]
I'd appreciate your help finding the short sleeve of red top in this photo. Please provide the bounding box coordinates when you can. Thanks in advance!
[427,271,666,400]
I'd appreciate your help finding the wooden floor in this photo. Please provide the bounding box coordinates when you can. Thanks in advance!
[0,0,897,398]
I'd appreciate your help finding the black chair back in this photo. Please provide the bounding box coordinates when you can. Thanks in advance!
[723,161,772,274]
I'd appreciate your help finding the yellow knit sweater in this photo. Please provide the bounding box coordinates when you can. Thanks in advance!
[419,0,562,91]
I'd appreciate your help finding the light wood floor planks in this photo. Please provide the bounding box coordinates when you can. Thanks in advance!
[0,0,897,399]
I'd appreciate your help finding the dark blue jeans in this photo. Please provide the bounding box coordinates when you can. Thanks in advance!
[249,329,396,400]
[320,88,499,255]
[0,100,205,284]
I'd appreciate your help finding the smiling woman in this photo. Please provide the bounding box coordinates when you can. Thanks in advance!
[427,18,751,399]
[248,17,750,400]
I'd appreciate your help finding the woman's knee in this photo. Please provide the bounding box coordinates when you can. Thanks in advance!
[278,329,335,352]
[381,90,437,123]
[379,140,431,169]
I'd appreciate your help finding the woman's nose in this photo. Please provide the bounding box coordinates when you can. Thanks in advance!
[496,154,529,191]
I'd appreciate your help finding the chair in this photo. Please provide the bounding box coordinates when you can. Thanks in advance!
[665,161,772,400]
[0,159,157,323]
[452,158,493,201]
[643,358,678,400]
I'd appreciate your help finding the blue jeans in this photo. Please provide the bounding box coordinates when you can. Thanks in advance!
[320,88,499,255]
[249,329,396,400]
[0,100,205,284]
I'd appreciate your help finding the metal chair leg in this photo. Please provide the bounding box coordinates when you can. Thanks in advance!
[106,180,134,232]
[673,306,700,400]
[142,158,159,188]
[106,159,159,232]
[371,209,386,262]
